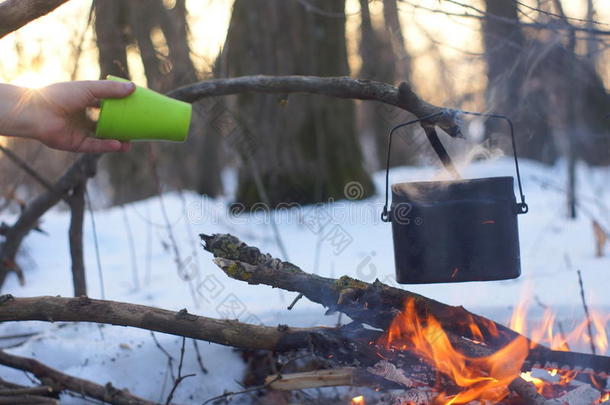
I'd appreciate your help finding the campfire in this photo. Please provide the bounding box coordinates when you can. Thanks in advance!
[368,297,610,404]
[198,234,610,405]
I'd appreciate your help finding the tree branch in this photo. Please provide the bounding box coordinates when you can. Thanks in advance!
[68,182,86,297]
[0,295,360,353]
[0,349,155,405]
[167,75,462,136]
[0,0,70,39]
[0,154,100,288]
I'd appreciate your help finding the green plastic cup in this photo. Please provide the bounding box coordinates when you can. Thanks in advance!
[95,75,192,142]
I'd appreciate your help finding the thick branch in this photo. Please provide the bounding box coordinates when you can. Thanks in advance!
[0,349,154,405]
[200,234,514,345]
[0,295,367,353]
[167,75,461,136]
[0,0,70,39]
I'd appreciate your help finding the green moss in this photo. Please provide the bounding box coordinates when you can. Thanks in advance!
[224,262,252,281]
[334,276,367,291]
[212,236,241,260]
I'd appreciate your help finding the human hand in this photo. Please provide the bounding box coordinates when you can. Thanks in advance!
[0,80,136,153]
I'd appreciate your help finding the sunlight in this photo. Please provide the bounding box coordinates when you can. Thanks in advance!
[9,71,51,89]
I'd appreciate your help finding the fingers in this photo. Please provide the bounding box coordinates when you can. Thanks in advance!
[119,141,132,152]
[74,137,130,154]
[80,80,136,101]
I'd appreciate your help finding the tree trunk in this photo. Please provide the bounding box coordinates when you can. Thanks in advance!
[223,0,374,208]
[96,0,223,204]
[358,0,412,171]
[482,0,557,164]
[94,0,129,78]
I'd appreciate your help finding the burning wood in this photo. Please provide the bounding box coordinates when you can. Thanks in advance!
[201,233,610,404]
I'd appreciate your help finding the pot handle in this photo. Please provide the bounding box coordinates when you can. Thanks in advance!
[381,111,529,223]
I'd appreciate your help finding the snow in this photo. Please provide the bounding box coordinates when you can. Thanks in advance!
[1,158,609,403]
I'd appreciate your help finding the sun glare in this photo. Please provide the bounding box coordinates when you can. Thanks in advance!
[10,72,50,89]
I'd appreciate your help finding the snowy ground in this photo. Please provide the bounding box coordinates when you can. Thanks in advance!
[1,158,609,404]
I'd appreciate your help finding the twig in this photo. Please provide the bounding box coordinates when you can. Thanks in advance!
[201,375,281,405]
[70,0,95,80]
[121,206,139,291]
[150,331,175,381]
[0,145,62,200]
[287,293,304,310]
[165,337,195,405]
[85,189,105,299]
[191,339,208,374]
[149,146,198,307]
[577,270,597,355]
[0,154,100,288]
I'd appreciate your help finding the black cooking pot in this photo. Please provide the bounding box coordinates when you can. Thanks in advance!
[381,112,528,284]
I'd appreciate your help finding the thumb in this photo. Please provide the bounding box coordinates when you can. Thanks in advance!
[82,80,136,100]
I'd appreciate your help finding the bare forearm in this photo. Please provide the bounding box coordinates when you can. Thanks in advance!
[0,83,38,138]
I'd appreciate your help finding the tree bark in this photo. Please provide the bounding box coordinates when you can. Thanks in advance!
[358,0,413,171]
[68,182,86,297]
[221,0,374,208]
[0,295,361,353]
[0,0,69,39]
[94,0,129,78]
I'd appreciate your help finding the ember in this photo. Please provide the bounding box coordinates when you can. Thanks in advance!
[351,395,366,405]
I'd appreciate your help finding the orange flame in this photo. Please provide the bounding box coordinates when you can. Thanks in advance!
[379,298,529,404]
[509,298,609,355]
[350,395,365,405]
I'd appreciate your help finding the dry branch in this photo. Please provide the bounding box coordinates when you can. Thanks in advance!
[200,233,514,345]
[168,75,462,136]
[0,0,70,39]
[0,295,373,354]
[0,349,154,405]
